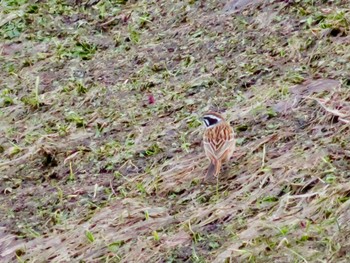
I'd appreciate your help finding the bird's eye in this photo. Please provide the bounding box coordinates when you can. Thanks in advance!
[204,117,219,127]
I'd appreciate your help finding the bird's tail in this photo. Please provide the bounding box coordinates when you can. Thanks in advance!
[206,160,221,178]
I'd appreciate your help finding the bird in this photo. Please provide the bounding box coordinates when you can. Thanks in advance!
[202,112,235,178]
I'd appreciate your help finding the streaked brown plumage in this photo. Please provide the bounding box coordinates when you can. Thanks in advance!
[202,112,235,178]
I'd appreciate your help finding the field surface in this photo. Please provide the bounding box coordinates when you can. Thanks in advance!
[1,0,350,262]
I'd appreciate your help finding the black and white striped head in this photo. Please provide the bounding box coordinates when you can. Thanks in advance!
[202,112,224,128]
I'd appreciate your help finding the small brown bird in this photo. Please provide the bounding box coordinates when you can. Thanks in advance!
[202,112,235,178]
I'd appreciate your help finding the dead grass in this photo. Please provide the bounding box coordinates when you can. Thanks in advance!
[1,0,350,262]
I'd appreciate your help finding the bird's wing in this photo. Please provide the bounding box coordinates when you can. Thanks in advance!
[203,125,234,159]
